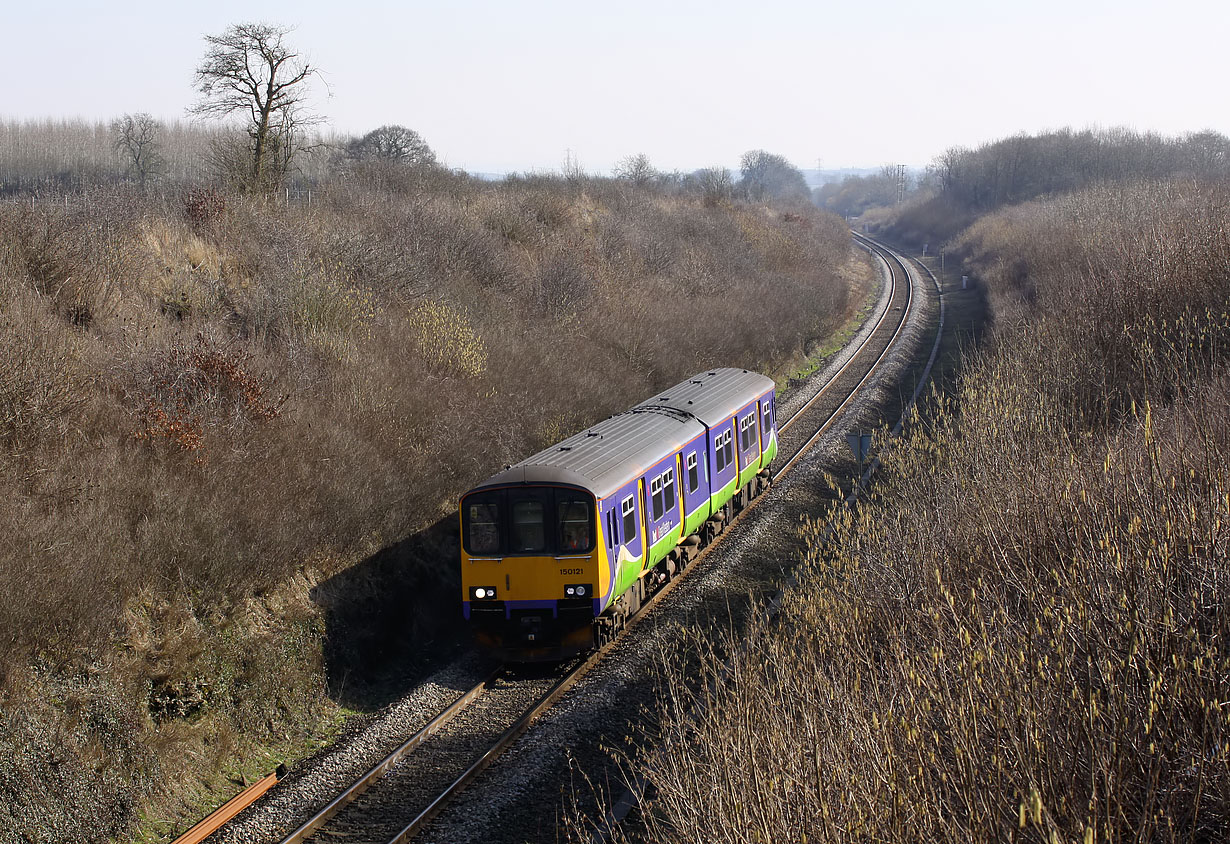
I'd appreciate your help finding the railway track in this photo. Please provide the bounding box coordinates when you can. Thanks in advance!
[210,233,923,844]
[775,231,914,474]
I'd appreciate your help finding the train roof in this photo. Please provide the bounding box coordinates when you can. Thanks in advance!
[466,369,775,500]
[635,368,775,424]
[470,410,704,499]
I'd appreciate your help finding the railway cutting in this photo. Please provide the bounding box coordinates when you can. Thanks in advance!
[202,234,938,844]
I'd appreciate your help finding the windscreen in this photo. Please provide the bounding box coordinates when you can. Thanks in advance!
[461,487,594,556]
[510,493,548,553]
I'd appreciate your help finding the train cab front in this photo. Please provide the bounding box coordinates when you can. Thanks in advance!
[460,484,603,661]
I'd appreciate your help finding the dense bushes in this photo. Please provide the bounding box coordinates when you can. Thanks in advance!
[608,181,1230,842]
[859,128,1230,251]
[0,174,856,837]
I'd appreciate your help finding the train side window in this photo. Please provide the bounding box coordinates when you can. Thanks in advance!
[715,432,726,473]
[663,468,675,512]
[723,429,734,468]
[738,415,747,452]
[650,475,664,521]
[686,453,698,493]
[510,497,546,552]
[621,495,635,543]
[606,507,618,547]
[748,413,758,449]
[464,493,502,555]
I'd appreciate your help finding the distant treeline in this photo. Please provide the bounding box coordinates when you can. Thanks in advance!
[933,127,1230,210]
[0,117,341,195]
[844,127,1230,247]
[0,117,816,207]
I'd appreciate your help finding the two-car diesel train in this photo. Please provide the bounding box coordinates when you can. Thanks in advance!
[459,368,778,660]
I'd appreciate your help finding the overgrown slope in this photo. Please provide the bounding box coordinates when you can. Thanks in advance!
[0,172,859,840]
[858,128,1230,249]
[611,180,1230,842]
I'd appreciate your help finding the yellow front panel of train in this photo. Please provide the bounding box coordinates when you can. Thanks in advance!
[461,551,597,601]
[459,487,602,605]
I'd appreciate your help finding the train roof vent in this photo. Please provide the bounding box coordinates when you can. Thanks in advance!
[559,446,572,451]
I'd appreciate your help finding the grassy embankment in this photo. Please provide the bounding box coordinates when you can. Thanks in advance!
[605,179,1230,842]
[0,170,862,840]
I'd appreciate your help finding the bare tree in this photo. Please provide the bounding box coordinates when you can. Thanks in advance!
[614,153,656,187]
[738,150,809,202]
[347,125,436,166]
[693,166,733,206]
[189,23,320,192]
[1183,130,1230,177]
[111,113,165,186]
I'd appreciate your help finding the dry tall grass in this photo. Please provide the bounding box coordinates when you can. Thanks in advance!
[597,180,1230,843]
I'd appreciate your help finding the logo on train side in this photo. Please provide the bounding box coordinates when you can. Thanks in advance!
[651,519,674,543]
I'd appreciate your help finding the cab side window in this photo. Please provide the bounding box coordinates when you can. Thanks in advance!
[556,493,592,552]
[465,495,501,555]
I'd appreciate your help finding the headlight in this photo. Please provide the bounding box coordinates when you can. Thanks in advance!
[565,583,592,599]
[471,586,497,600]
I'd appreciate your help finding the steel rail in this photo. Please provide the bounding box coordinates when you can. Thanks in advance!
[774,233,915,478]
[590,233,937,842]
[778,233,903,435]
[277,664,504,844]
[377,233,922,844]
[235,232,920,844]
[170,771,281,844]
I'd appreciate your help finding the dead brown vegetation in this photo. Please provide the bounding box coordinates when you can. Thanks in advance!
[592,180,1230,842]
[0,175,854,839]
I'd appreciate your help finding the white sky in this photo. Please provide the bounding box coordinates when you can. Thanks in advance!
[3,0,1227,175]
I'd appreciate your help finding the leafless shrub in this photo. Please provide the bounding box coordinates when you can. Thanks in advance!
[0,168,855,839]
[182,185,227,228]
[130,332,285,463]
[593,179,1230,844]
[538,250,593,315]
[0,296,90,450]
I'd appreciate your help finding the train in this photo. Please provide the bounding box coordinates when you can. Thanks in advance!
[459,368,778,660]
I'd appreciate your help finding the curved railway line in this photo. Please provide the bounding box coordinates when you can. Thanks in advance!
[192,234,931,844]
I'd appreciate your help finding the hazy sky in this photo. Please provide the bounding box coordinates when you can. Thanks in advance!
[3,0,1226,175]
